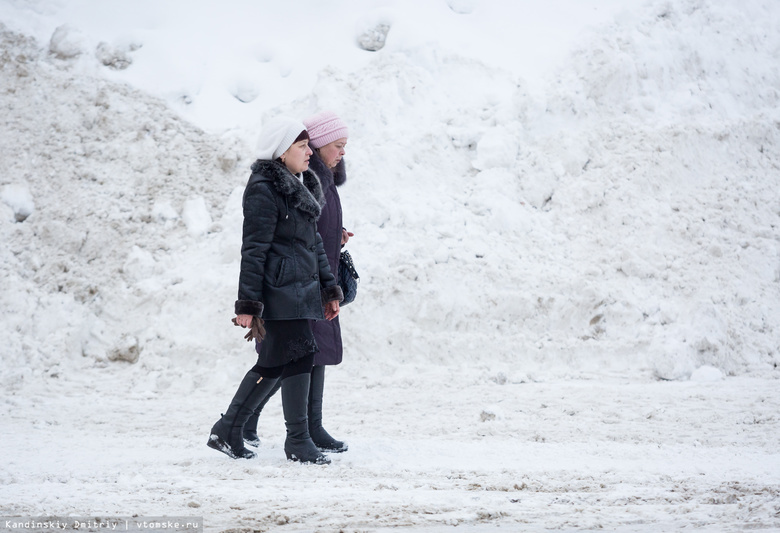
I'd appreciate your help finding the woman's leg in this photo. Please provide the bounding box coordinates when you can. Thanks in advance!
[280,354,330,465]
[206,365,282,459]
[308,365,348,452]
[242,378,282,447]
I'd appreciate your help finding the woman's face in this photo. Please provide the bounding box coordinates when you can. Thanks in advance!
[317,138,348,169]
[282,140,313,174]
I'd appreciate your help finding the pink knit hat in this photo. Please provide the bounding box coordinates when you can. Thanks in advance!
[303,111,349,149]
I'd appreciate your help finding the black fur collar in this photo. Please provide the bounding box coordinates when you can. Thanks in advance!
[250,159,325,217]
[333,159,347,187]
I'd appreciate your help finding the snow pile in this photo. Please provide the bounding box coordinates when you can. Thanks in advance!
[1,1,780,531]
[0,22,248,389]
[0,0,652,134]
[313,0,780,380]
[2,0,780,390]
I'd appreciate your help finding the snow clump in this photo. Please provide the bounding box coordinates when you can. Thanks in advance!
[1,184,35,222]
[48,24,85,59]
[356,12,392,52]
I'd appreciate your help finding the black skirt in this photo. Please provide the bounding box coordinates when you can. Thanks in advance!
[254,319,319,368]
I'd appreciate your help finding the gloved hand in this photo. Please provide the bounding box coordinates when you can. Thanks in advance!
[232,316,266,342]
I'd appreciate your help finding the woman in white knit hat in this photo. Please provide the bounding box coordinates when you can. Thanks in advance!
[242,111,353,454]
[207,116,343,465]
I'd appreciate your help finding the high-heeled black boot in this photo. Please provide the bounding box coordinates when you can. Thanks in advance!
[243,378,282,447]
[207,372,279,459]
[308,365,348,453]
[281,373,330,465]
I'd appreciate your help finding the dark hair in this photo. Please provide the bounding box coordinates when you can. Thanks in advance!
[294,130,309,143]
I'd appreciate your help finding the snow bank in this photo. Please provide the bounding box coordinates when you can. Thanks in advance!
[0,23,247,389]
[2,2,780,531]
[294,0,780,380]
[1,0,780,398]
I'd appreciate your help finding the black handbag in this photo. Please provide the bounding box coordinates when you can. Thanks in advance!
[338,250,359,306]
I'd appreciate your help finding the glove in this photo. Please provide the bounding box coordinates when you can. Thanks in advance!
[231,316,266,342]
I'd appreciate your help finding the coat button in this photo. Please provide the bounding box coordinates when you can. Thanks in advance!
[311,274,318,280]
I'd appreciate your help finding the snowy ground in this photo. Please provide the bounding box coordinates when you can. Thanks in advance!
[3,366,780,532]
[1,0,780,531]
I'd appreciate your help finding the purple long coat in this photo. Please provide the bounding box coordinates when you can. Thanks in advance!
[309,151,347,366]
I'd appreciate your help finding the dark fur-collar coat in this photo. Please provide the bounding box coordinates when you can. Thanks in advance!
[235,159,342,321]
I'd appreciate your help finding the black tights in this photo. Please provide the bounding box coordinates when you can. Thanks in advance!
[250,353,314,381]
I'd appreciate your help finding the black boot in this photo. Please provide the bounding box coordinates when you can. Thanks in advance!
[207,371,279,459]
[308,365,348,453]
[243,378,282,447]
[282,373,331,465]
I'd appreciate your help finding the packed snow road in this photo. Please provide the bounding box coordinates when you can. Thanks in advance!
[2,364,778,532]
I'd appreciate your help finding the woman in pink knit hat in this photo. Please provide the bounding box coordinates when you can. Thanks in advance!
[243,111,353,454]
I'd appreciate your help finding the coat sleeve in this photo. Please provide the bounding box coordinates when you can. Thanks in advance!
[315,231,344,304]
[235,181,278,316]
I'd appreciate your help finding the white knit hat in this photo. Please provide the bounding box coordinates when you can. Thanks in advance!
[256,116,307,161]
